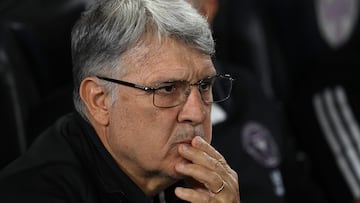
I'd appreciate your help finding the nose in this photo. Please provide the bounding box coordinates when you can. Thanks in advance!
[177,86,207,124]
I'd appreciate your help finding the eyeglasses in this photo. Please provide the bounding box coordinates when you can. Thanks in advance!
[96,74,234,108]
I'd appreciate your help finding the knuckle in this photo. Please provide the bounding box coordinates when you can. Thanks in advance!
[209,173,219,183]
[213,160,222,171]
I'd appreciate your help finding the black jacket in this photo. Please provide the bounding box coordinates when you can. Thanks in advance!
[212,63,286,203]
[0,112,185,203]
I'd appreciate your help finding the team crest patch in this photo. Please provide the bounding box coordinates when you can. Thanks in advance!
[242,122,280,168]
[316,0,358,49]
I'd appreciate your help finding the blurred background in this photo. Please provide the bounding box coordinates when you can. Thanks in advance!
[1,0,360,202]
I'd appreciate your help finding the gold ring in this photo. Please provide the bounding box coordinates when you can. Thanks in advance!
[213,180,225,194]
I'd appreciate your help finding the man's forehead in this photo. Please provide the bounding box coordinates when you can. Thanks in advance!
[119,56,215,85]
[120,37,213,73]
[121,36,177,66]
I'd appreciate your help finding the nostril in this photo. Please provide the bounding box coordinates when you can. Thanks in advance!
[183,119,192,123]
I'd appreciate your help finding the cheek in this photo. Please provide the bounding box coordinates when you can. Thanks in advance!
[205,119,212,143]
[111,100,177,148]
[203,107,212,143]
[131,109,180,160]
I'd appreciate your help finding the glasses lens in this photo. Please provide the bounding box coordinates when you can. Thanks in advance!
[153,75,233,108]
[211,75,233,103]
[153,81,188,108]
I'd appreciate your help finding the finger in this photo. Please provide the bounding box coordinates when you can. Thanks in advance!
[175,186,211,202]
[178,143,226,177]
[192,136,224,161]
[180,137,240,200]
[175,160,224,193]
[192,136,235,176]
[179,140,228,178]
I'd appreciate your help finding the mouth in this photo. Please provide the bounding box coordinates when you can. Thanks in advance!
[174,135,196,147]
[178,139,193,145]
[172,126,205,147]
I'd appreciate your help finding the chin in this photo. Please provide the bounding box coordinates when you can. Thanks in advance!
[160,157,188,180]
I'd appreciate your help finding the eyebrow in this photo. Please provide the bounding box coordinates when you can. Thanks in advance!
[153,74,217,85]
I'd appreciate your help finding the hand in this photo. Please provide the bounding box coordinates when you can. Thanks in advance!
[174,136,240,202]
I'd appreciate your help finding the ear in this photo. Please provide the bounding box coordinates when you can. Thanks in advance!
[79,77,110,126]
[204,0,218,25]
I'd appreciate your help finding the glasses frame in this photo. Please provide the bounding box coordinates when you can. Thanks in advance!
[96,74,234,108]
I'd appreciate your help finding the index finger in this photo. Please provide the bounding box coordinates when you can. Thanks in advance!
[192,136,224,161]
[192,136,235,176]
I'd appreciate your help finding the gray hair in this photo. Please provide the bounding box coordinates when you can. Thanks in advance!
[71,0,215,118]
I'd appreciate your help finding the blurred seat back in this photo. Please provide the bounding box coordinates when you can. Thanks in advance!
[0,0,90,168]
[0,21,40,168]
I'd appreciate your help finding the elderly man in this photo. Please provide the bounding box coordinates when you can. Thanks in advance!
[0,0,239,202]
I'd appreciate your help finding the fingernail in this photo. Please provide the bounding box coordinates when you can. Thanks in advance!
[181,144,189,151]
[194,136,204,145]
[175,187,185,197]
[176,163,185,171]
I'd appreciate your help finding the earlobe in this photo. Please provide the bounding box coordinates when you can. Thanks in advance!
[79,77,110,126]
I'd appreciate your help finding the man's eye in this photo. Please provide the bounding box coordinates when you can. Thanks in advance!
[157,84,177,95]
[199,81,212,92]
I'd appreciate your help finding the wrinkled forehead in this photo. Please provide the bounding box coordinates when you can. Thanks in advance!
[118,35,214,79]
